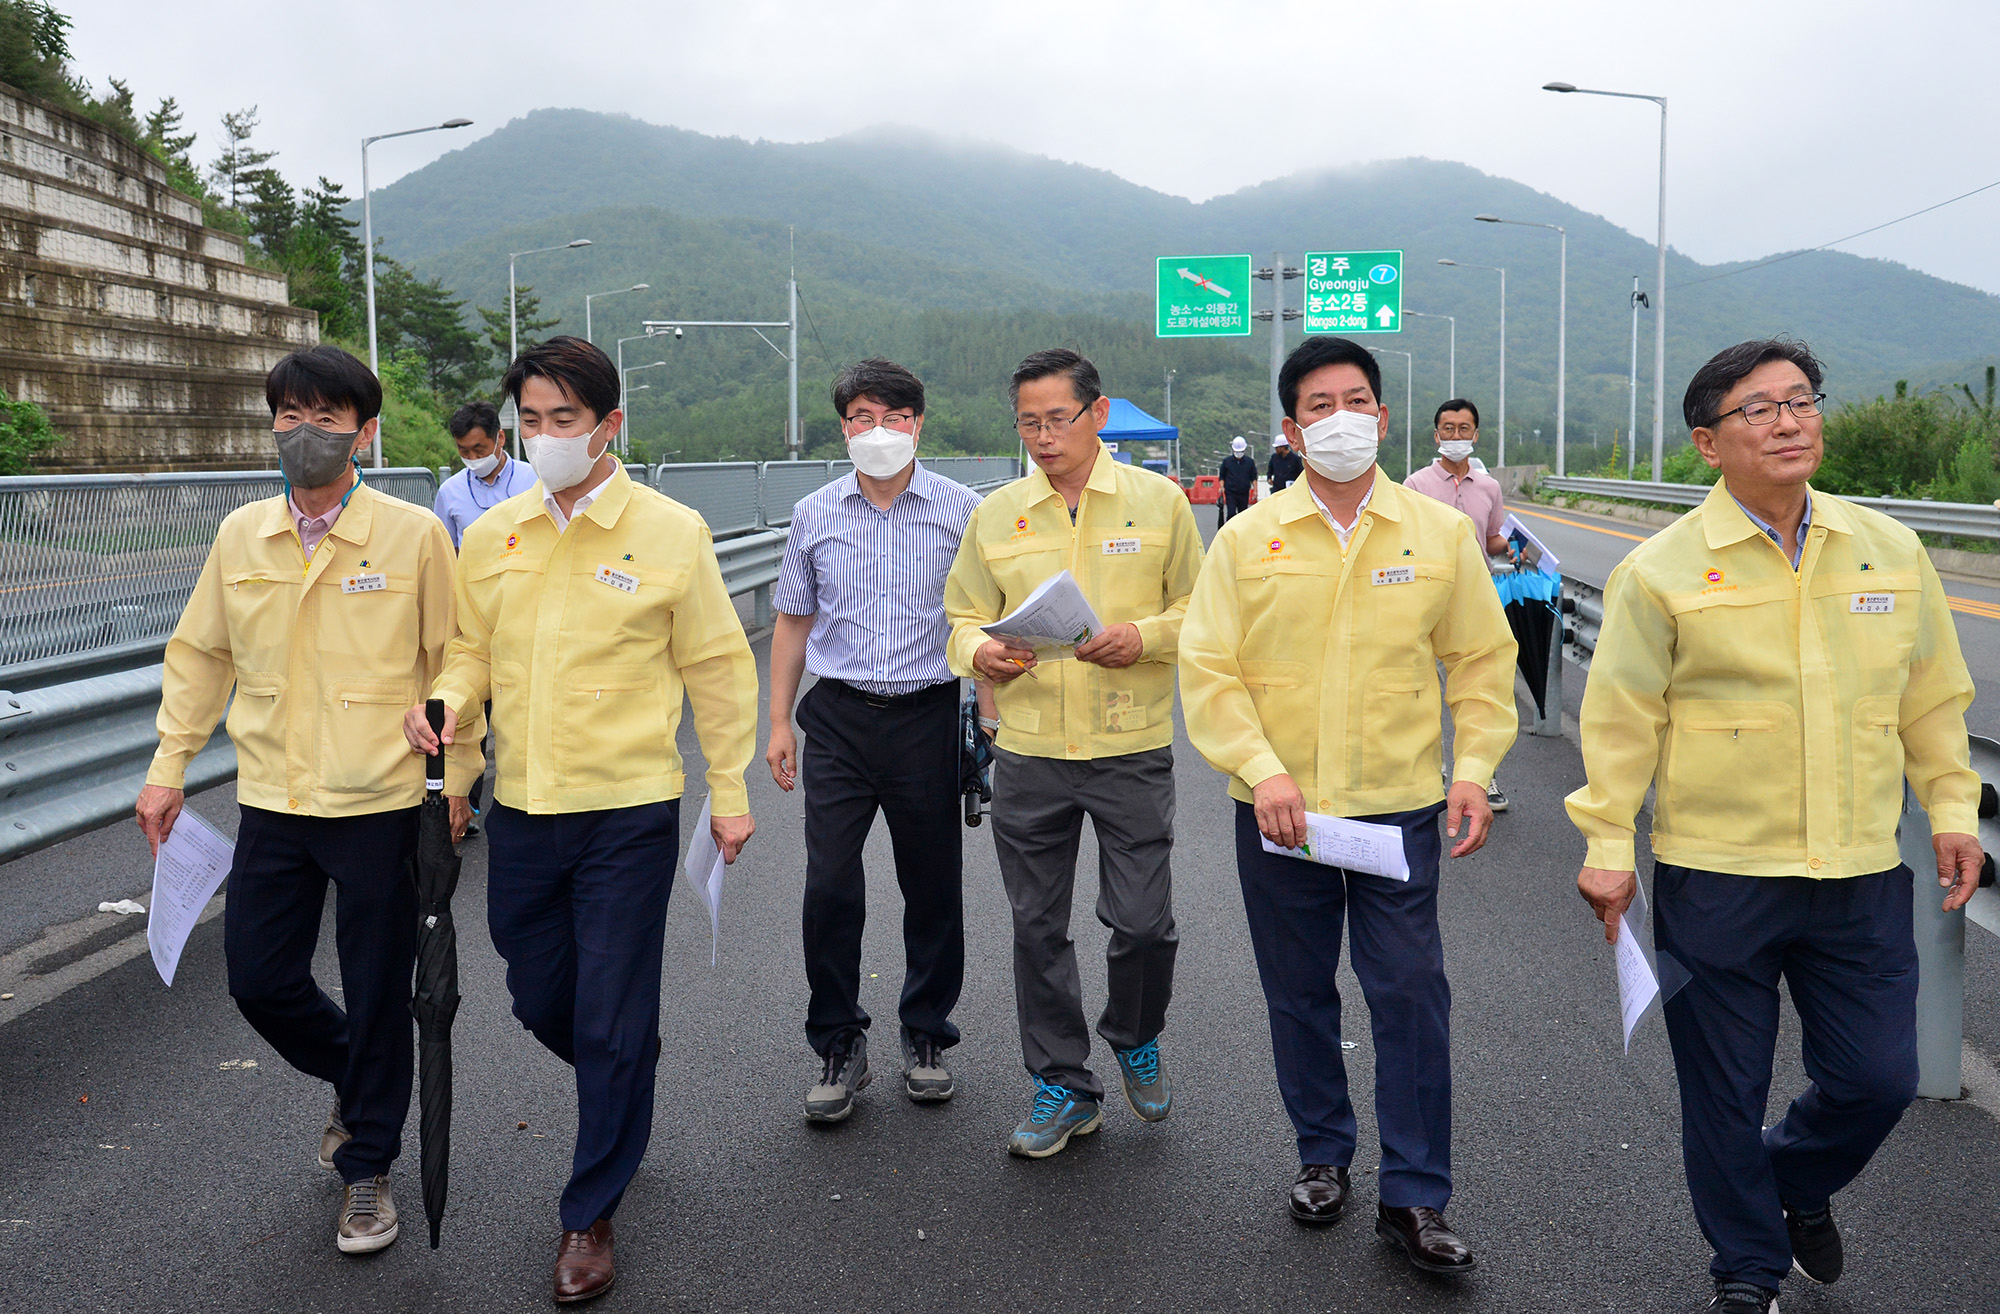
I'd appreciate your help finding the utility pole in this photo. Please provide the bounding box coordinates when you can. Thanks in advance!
[1163,368,1177,477]
[1628,276,1648,476]
[1253,253,1302,440]
[788,227,800,461]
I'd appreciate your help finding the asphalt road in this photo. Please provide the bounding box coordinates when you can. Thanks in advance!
[4,501,2000,1312]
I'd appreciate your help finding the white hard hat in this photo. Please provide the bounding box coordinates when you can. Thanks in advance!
[1231,436,1247,453]
[1271,434,1287,448]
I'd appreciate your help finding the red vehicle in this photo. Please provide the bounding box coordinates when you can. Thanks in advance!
[1184,475,1258,506]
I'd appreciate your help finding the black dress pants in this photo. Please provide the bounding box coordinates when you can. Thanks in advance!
[796,678,964,1056]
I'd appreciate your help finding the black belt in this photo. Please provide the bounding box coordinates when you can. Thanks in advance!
[819,677,957,709]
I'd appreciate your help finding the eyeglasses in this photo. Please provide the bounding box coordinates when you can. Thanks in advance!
[843,412,916,432]
[1014,405,1089,439]
[1435,422,1476,436]
[1709,392,1825,427]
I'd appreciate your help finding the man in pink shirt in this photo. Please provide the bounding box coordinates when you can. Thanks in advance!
[1403,399,1517,812]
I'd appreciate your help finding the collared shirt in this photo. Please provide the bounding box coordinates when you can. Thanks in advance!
[1565,479,1978,878]
[542,462,615,534]
[1307,479,1374,551]
[1180,469,1520,815]
[1731,491,1813,569]
[772,461,982,695]
[434,454,539,549]
[433,463,759,816]
[149,483,485,814]
[1404,459,1507,550]
[289,491,346,559]
[945,443,1205,761]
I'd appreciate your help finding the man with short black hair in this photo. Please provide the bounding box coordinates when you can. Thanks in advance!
[1569,338,1982,1314]
[137,344,483,1255]
[766,357,984,1122]
[946,348,1204,1158]
[405,335,759,1303]
[1181,334,1515,1275]
[435,400,537,550]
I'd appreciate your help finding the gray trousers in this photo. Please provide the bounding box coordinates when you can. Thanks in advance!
[990,745,1178,1099]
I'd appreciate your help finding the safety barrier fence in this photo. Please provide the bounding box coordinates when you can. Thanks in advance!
[0,456,1022,864]
[1540,476,2000,543]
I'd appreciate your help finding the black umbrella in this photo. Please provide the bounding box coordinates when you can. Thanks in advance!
[959,691,993,827]
[1496,569,1562,721]
[409,698,462,1249]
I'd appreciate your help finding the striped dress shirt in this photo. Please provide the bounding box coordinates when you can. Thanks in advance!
[773,461,982,695]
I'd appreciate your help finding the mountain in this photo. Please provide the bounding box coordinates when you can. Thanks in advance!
[364,110,2000,468]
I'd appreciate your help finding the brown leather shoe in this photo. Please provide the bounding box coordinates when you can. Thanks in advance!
[1288,1164,1350,1224]
[1375,1204,1477,1274]
[553,1219,615,1303]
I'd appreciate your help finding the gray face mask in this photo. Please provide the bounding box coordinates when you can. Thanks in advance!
[274,422,360,489]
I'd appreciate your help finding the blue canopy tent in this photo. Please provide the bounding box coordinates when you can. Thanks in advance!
[1098,398,1179,471]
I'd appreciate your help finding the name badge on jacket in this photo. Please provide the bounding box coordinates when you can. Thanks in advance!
[1372,566,1416,586]
[595,564,639,594]
[1104,538,1142,555]
[341,572,386,594]
[1851,593,1894,614]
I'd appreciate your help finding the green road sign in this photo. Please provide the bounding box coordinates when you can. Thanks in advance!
[1302,250,1404,335]
[1156,254,1253,338]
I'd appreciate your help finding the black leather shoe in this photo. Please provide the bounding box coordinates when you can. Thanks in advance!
[1288,1164,1349,1224]
[1784,1200,1843,1284]
[1375,1204,1477,1274]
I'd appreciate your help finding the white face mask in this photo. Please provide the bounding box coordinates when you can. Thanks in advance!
[464,451,502,479]
[1299,409,1381,483]
[526,421,603,493]
[1438,439,1476,462]
[847,425,916,480]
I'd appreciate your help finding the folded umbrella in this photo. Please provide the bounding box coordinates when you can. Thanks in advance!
[409,698,462,1249]
[1495,567,1562,721]
[959,691,993,827]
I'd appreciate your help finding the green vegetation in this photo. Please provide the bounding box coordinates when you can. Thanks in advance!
[0,388,61,474]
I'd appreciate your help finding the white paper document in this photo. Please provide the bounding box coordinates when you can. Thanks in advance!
[682,794,726,966]
[980,570,1102,653]
[1260,811,1411,882]
[147,809,234,987]
[1614,914,1660,1053]
[1500,513,1562,575]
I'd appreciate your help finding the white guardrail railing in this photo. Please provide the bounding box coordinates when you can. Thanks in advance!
[0,456,1024,864]
[1541,476,2000,542]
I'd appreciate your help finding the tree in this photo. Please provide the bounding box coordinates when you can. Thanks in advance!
[379,263,485,397]
[209,106,275,209]
[244,168,296,257]
[479,285,561,372]
[0,1,75,105]
[0,388,62,473]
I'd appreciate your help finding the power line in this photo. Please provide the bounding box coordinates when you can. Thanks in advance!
[793,282,834,364]
[1673,176,2000,290]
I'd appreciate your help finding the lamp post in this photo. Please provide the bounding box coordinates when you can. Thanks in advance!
[642,258,800,461]
[1628,276,1650,476]
[1475,214,1566,475]
[1163,368,1177,477]
[615,332,666,456]
[505,240,591,453]
[1545,80,1668,479]
[1369,347,1415,478]
[1437,259,1506,466]
[361,115,471,466]
[1403,310,1455,397]
[585,283,650,343]
[621,361,668,458]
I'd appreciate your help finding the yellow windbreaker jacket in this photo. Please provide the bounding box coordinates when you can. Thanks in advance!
[1565,480,1978,877]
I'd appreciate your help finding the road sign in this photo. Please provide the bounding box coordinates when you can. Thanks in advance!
[1301,250,1404,335]
[1157,254,1253,338]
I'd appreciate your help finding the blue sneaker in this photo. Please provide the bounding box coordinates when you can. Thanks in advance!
[1113,1038,1172,1121]
[1006,1076,1102,1158]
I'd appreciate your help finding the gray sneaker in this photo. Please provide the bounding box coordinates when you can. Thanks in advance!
[1113,1038,1172,1121]
[318,1100,350,1172]
[1486,779,1509,813]
[900,1029,955,1102]
[1006,1076,1102,1158]
[804,1031,870,1123]
[336,1174,399,1254]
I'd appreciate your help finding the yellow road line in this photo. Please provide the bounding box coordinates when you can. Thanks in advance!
[1510,505,1651,543]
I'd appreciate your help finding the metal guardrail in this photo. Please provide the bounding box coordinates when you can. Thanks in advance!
[1541,476,2000,542]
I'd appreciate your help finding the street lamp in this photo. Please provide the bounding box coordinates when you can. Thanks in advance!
[621,360,668,459]
[509,240,592,365]
[585,283,650,343]
[1545,79,1668,479]
[1369,347,1415,479]
[1437,259,1507,466]
[361,115,471,466]
[1403,310,1455,397]
[1476,214,1566,475]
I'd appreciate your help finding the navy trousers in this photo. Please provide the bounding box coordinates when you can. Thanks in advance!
[486,799,680,1232]
[223,805,418,1183]
[796,678,964,1057]
[1234,801,1453,1209]
[1654,863,1919,1288]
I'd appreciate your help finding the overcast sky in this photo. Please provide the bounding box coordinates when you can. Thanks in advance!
[70,0,2000,294]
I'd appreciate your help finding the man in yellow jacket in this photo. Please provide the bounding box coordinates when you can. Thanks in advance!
[403,335,757,1305]
[1568,339,1982,1314]
[944,348,1204,1158]
[135,345,483,1255]
[1180,336,1516,1275]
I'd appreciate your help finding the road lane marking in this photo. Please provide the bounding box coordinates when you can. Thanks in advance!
[1510,506,1651,543]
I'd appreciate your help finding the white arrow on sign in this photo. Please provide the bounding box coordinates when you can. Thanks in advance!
[1178,267,1234,299]
[1375,305,1397,327]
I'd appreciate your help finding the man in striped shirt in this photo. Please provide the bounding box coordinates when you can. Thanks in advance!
[767,358,985,1123]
